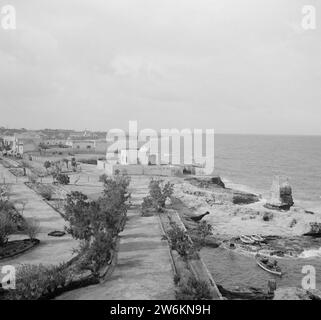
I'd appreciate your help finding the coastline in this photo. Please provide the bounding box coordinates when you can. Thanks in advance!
[168,174,321,298]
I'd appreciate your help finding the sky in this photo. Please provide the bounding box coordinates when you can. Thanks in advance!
[0,0,320,134]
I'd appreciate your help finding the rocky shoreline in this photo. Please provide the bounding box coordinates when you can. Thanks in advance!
[173,176,321,240]
[170,175,321,300]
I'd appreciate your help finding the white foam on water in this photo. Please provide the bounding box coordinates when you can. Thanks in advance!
[299,247,321,258]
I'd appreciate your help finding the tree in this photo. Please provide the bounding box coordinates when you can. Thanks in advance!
[62,158,69,169]
[54,173,70,185]
[71,158,77,171]
[64,191,91,240]
[195,221,213,246]
[63,175,131,273]
[0,213,16,246]
[20,160,32,176]
[0,183,11,202]
[43,161,51,172]
[142,179,174,213]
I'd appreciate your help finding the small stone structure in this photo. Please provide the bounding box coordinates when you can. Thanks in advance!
[265,176,294,210]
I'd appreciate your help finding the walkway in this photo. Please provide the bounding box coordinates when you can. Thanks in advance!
[0,163,77,268]
[57,176,175,300]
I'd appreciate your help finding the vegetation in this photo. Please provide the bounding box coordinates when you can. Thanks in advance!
[0,213,16,246]
[43,161,51,172]
[165,221,197,259]
[263,212,273,221]
[194,221,213,246]
[5,264,69,300]
[176,277,212,300]
[0,199,24,231]
[22,218,40,240]
[20,160,32,176]
[71,158,77,171]
[54,173,70,185]
[0,185,22,245]
[63,174,131,273]
[0,183,11,201]
[39,185,54,201]
[28,173,38,184]
[78,159,97,165]
[142,179,173,215]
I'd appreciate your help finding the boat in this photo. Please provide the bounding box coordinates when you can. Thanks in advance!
[240,235,255,244]
[251,234,264,242]
[258,249,297,259]
[255,255,282,276]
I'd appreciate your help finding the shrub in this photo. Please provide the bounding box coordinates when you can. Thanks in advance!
[263,212,273,221]
[0,183,11,201]
[6,264,69,300]
[28,173,38,184]
[44,161,51,171]
[78,233,114,274]
[0,200,24,230]
[39,185,53,201]
[64,192,91,241]
[0,212,16,246]
[23,218,40,240]
[166,221,197,258]
[78,159,97,165]
[142,179,173,213]
[64,175,131,273]
[97,174,131,235]
[141,196,154,216]
[195,221,213,246]
[176,277,212,300]
[54,173,70,185]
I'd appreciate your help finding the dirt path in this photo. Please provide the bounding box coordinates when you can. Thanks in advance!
[0,163,77,267]
[56,176,175,300]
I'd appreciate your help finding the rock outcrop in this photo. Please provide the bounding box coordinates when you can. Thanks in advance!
[186,176,225,189]
[303,222,321,237]
[265,176,294,210]
[273,287,321,300]
[218,284,273,300]
[232,192,260,205]
[209,176,225,188]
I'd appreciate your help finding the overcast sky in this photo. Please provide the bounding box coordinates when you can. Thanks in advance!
[0,0,320,134]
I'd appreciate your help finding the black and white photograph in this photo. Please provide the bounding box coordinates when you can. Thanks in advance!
[0,0,320,313]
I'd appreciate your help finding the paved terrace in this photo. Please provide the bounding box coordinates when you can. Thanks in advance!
[0,163,77,268]
[57,176,175,300]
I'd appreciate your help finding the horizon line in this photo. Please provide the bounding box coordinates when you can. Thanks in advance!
[1,126,321,137]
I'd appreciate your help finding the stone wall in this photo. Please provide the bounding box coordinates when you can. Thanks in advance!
[97,161,184,176]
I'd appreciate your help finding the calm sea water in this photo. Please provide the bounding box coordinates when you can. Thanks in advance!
[214,134,321,208]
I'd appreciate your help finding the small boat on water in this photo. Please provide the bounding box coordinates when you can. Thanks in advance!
[240,235,255,244]
[255,254,282,276]
[258,249,297,259]
[251,234,264,242]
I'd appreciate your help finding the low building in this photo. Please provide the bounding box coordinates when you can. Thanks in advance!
[2,132,42,154]
[42,139,67,147]
[66,138,96,150]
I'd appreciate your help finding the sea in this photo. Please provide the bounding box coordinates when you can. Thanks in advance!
[214,134,321,209]
[201,134,321,295]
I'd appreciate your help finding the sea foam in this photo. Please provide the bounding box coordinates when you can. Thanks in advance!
[299,247,321,258]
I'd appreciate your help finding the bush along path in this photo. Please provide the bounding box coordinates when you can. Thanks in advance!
[56,176,176,300]
[0,172,130,300]
[140,178,222,300]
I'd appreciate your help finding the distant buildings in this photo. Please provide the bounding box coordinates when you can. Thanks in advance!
[1,132,42,154]
[0,128,109,155]
[66,138,107,153]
